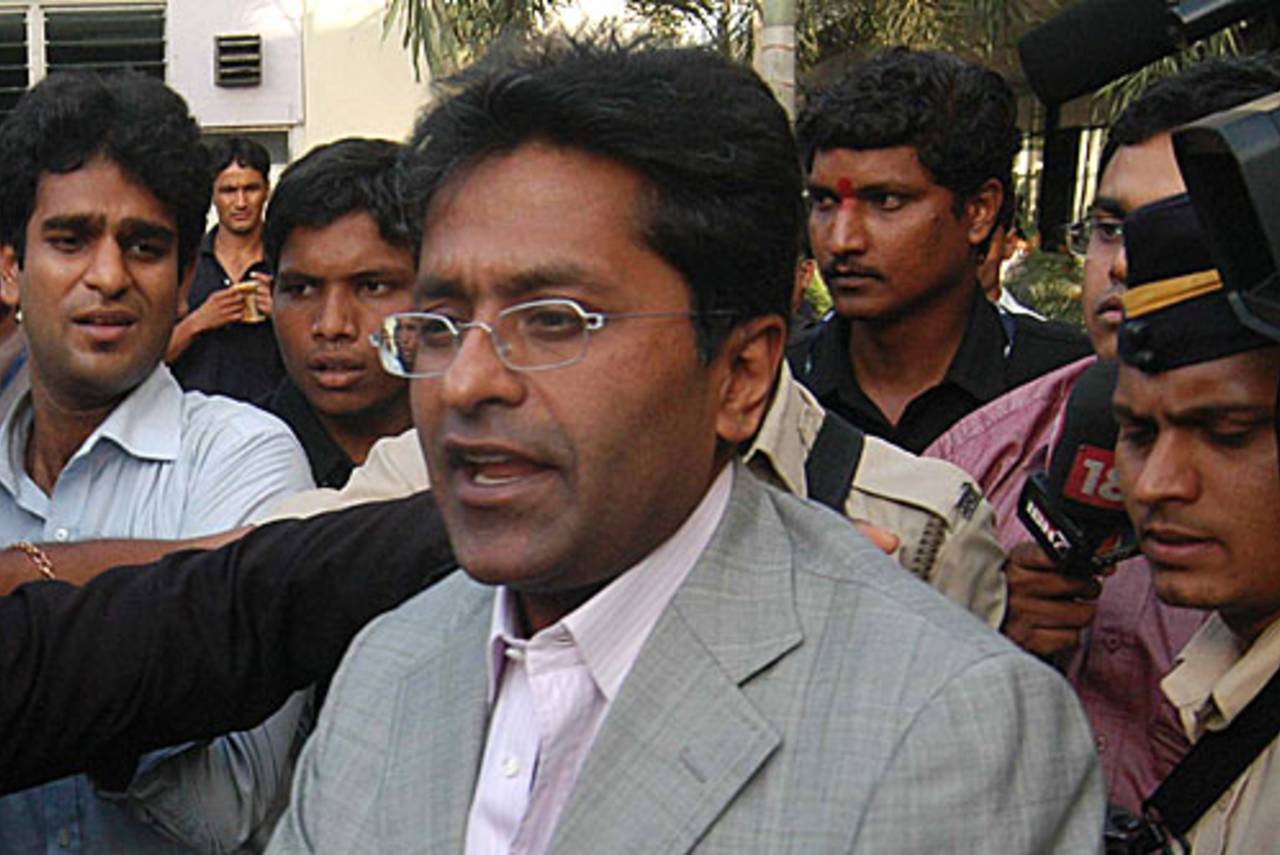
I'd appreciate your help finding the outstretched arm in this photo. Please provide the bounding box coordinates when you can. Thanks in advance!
[0,492,453,795]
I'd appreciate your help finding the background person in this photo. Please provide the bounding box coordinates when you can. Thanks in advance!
[169,136,286,403]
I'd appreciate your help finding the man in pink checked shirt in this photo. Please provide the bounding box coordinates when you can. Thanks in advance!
[925,54,1280,813]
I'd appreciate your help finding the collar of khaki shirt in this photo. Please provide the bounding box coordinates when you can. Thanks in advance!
[1163,612,1280,739]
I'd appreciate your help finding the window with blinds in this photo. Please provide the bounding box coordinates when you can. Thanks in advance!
[44,5,164,79]
[0,11,26,121]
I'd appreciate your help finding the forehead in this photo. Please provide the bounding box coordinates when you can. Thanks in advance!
[31,158,173,228]
[1115,348,1280,414]
[215,162,267,187]
[808,145,936,191]
[418,144,674,302]
[278,211,409,272]
[1096,134,1186,213]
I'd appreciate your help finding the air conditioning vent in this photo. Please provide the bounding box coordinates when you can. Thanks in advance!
[214,34,261,88]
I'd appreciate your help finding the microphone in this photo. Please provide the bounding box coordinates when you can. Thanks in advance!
[1018,0,1179,105]
[1017,360,1141,575]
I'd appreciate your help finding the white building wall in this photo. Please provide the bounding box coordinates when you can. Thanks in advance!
[296,0,431,153]
[168,0,430,160]
[168,0,304,128]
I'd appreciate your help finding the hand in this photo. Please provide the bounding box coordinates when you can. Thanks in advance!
[192,286,248,333]
[853,520,901,555]
[248,272,273,318]
[1001,541,1103,661]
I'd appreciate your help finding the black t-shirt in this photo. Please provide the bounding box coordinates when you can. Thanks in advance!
[259,378,356,490]
[788,295,1091,454]
[0,492,454,795]
[171,228,286,404]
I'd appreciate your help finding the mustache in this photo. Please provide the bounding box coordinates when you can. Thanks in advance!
[820,257,883,282]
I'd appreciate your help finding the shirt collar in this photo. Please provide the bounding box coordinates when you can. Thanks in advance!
[264,378,353,487]
[743,362,824,496]
[483,463,735,705]
[945,296,1013,403]
[1163,612,1280,738]
[800,292,1009,406]
[0,362,181,493]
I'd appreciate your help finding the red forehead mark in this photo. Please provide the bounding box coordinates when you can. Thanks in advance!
[835,177,855,199]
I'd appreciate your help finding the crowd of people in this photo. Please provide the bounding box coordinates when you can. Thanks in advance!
[0,27,1275,855]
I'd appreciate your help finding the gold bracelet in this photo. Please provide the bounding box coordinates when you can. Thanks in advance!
[12,540,55,581]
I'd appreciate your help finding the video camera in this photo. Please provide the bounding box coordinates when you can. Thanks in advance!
[1019,0,1280,106]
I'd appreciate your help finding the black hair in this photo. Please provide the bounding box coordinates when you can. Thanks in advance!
[207,135,271,183]
[402,34,803,359]
[263,137,420,270]
[1103,53,1280,169]
[0,70,209,273]
[796,48,1020,232]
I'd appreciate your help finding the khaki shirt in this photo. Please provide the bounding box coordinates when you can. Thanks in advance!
[744,364,1005,627]
[1162,614,1280,854]
[261,365,1006,626]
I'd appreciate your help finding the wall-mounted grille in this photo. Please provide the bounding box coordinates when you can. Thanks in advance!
[44,6,165,80]
[0,12,26,122]
[215,34,261,88]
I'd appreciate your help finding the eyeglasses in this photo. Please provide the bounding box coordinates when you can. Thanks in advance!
[1064,215,1124,258]
[370,298,729,378]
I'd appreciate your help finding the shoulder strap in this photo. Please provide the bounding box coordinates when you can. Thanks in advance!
[805,411,865,512]
[1144,661,1280,837]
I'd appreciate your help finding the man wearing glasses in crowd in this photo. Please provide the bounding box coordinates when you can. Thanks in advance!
[926,54,1280,812]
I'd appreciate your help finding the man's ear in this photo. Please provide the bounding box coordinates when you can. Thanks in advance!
[0,244,20,309]
[175,261,195,319]
[964,178,1004,249]
[714,314,786,445]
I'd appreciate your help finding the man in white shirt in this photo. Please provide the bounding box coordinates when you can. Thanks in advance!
[269,36,1102,853]
[0,69,311,851]
[1111,193,1280,852]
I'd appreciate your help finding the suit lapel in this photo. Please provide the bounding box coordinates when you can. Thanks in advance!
[379,586,492,853]
[549,466,802,853]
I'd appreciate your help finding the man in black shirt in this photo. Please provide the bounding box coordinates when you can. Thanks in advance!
[258,139,417,487]
[169,137,287,403]
[789,49,1089,454]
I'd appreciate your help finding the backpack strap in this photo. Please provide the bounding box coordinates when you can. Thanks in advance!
[804,410,865,512]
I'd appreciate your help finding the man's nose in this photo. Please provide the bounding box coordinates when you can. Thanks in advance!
[437,323,524,414]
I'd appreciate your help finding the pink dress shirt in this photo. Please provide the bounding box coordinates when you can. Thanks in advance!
[464,465,734,855]
[925,357,1204,811]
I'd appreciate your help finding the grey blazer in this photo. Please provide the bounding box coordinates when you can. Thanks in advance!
[270,466,1103,853]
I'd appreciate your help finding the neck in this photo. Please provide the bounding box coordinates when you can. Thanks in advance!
[25,379,120,494]
[848,287,976,426]
[1223,608,1280,646]
[313,395,413,466]
[214,225,263,281]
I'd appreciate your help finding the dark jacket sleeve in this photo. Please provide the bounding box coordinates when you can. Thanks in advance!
[0,492,453,795]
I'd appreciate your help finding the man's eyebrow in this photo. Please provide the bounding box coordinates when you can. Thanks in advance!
[40,213,100,233]
[1166,403,1273,426]
[117,219,176,244]
[1090,196,1125,218]
[414,263,604,302]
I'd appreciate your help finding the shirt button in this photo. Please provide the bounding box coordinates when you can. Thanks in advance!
[1103,635,1121,653]
[501,754,520,778]
[53,528,69,542]
[1095,735,1107,753]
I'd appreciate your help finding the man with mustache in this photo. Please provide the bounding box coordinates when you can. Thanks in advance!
[1110,192,1280,851]
[267,37,1101,853]
[259,138,417,488]
[0,70,312,851]
[926,55,1280,812]
[790,48,1090,454]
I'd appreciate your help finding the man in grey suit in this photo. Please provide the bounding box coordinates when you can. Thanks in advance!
[270,37,1102,853]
